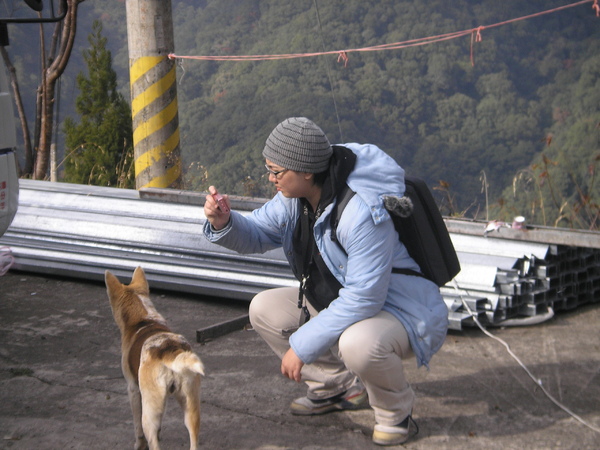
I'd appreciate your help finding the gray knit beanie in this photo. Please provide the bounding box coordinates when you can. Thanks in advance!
[263,117,333,173]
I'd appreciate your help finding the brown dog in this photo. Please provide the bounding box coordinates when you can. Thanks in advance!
[105,267,205,450]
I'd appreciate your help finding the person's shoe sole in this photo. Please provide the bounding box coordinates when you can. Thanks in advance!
[372,432,408,446]
[372,423,410,446]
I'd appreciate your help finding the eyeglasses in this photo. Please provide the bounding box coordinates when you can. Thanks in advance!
[265,164,288,179]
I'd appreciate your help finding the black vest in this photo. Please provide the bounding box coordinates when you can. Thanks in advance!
[290,146,356,312]
[292,201,343,311]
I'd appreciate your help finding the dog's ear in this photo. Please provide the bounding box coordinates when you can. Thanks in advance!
[105,270,123,297]
[130,266,149,293]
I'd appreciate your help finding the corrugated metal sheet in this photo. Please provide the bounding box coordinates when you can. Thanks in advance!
[1,180,598,329]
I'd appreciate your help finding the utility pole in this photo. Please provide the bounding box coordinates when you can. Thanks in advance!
[125,0,181,189]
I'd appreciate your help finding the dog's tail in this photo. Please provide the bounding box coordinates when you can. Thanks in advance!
[166,351,205,376]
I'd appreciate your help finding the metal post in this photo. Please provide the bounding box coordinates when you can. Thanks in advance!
[125,0,181,190]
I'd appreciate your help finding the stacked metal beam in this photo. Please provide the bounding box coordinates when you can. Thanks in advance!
[442,222,600,329]
[1,180,598,331]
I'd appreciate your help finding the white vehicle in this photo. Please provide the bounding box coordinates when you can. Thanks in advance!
[0,0,58,237]
[0,63,19,237]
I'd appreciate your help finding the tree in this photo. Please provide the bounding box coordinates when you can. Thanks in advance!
[0,0,85,178]
[63,20,133,188]
[493,52,600,230]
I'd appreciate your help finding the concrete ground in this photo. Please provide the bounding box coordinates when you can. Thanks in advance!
[0,269,599,449]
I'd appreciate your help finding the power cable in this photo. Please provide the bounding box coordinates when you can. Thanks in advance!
[312,0,343,142]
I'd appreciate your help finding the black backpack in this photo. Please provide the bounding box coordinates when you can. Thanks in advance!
[331,176,461,287]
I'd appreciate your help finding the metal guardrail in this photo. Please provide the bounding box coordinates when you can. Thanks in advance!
[0,180,295,300]
[1,180,599,329]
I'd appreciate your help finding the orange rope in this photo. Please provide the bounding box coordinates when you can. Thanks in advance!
[169,1,596,64]
[470,26,485,67]
[337,51,349,67]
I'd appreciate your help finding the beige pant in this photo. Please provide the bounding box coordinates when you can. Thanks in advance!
[249,287,415,426]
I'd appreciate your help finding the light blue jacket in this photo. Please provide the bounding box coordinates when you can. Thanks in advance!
[203,143,448,368]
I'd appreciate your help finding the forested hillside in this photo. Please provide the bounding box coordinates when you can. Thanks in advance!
[4,0,599,227]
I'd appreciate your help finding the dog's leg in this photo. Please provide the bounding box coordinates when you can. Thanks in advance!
[127,383,149,450]
[176,373,201,450]
[139,370,167,450]
[141,392,167,450]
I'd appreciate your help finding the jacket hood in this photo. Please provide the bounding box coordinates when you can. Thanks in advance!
[340,143,406,225]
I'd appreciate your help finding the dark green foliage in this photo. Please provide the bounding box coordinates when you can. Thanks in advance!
[168,0,599,219]
[7,1,599,227]
[63,21,134,188]
[493,50,600,229]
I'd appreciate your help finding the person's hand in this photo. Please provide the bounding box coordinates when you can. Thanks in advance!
[204,185,231,230]
[281,348,304,383]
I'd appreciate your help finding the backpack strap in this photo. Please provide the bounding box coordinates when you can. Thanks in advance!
[331,184,427,281]
[297,201,315,324]
[392,267,427,279]
[330,184,355,247]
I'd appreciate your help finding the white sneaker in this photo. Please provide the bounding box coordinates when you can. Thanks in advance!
[372,415,416,446]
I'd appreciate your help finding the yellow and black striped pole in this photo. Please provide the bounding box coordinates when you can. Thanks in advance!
[125,0,181,189]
